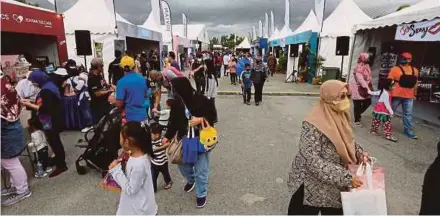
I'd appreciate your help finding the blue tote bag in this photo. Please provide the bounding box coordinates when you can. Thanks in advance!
[182,126,198,164]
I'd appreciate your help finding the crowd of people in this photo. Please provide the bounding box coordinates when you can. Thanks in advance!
[1,47,438,215]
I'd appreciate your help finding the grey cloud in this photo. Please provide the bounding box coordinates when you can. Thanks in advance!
[31,0,421,37]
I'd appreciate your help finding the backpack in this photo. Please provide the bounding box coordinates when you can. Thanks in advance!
[397,66,418,88]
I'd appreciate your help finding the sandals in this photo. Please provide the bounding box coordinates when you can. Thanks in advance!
[164,181,173,190]
[386,135,398,142]
[370,131,378,136]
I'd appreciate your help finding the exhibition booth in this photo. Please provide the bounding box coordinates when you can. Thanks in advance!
[350,0,440,125]
[1,0,68,69]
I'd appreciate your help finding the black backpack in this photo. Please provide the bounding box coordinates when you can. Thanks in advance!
[397,66,418,88]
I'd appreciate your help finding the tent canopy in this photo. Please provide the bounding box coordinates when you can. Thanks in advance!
[236,37,251,49]
[63,0,133,34]
[292,10,320,35]
[278,25,293,40]
[168,24,208,43]
[321,0,371,37]
[355,0,440,31]
[268,28,280,42]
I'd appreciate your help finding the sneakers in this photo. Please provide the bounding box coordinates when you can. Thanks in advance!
[49,167,68,178]
[1,189,32,206]
[1,187,17,196]
[81,126,94,133]
[196,196,207,208]
[184,182,195,193]
[164,181,173,190]
[45,167,53,173]
[404,130,418,139]
[34,171,48,178]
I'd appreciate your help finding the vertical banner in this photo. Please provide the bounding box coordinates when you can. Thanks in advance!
[259,20,263,38]
[284,0,290,28]
[315,0,325,27]
[182,13,188,38]
[252,26,257,40]
[265,13,269,38]
[160,0,173,45]
[248,32,252,41]
[270,10,275,35]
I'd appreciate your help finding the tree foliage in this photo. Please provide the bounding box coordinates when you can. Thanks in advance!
[209,34,245,49]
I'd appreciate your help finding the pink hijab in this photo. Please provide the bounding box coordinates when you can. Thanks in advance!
[354,53,371,77]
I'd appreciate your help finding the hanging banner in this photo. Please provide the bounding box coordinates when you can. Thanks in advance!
[315,0,325,27]
[259,20,263,38]
[284,0,290,28]
[160,0,172,38]
[395,18,440,42]
[270,11,275,35]
[182,13,187,38]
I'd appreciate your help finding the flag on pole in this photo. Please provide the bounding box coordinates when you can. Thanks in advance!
[315,0,325,27]
[270,11,275,35]
[265,13,269,38]
[284,0,290,28]
[252,26,257,40]
[258,20,263,38]
[182,13,188,38]
[160,1,173,42]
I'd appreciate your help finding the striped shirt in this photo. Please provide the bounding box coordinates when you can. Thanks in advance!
[151,139,167,166]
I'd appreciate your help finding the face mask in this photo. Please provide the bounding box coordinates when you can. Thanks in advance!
[399,59,408,65]
[331,97,350,113]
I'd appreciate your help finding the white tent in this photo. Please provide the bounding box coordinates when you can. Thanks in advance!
[236,37,252,49]
[319,0,372,77]
[355,0,440,31]
[268,28,280,42]
[277,25,294,42]
[292,10,320,35]
[63,0,134,73]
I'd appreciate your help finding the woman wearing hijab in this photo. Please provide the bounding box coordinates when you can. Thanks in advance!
[419,141,440,215]
[251,58,267,106]
[1,77,32,206]
[287,80,369,215]
[349,53,373,125]
[163,77,217,208]
[22,71,68,178]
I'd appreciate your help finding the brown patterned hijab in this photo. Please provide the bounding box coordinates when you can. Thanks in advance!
[305,80,357,164]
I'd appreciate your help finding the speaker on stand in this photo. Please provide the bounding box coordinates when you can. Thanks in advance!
[286,44,299,82]
[75,30,92,67]
[335,36,350,80]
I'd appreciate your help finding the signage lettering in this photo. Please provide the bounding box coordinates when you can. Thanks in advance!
[396,18,440,41]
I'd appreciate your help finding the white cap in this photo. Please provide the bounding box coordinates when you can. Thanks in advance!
[54,68,68,76]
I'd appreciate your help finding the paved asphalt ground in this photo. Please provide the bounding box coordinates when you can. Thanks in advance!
[2,94,439,215]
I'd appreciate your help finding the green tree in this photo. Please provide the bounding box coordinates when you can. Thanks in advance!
[396,4,410,11]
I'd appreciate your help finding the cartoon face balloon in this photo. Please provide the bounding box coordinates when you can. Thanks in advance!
[199,126,218,147]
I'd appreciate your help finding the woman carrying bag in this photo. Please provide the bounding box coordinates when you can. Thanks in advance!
[163,77,217,209]
[349,53,373,125]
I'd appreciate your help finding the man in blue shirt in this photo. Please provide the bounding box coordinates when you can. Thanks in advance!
[115,56,148,122]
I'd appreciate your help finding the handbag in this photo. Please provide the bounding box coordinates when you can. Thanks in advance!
[166,136,183,164]
[348,158,385,190]
[182,126,199,164]
[341,159,387,215]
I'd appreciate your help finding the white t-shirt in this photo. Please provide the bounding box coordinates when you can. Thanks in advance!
[15,78,39,100]
[223,55,230,65]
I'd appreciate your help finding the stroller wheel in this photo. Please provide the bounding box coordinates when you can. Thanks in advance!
[76,165,87,175]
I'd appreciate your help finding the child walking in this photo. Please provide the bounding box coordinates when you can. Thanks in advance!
[27,118,53,177]
[150,123,172,192]
[369,80,397,142]
[240,63,253,105]
[109,121,157,215]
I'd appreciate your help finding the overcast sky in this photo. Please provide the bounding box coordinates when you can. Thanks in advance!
[31,0,421,37]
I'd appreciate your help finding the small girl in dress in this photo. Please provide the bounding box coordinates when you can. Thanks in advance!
[108,121,157,215]
[369,79,397,142]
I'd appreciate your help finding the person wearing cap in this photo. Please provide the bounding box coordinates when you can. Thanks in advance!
[387,52,419,139]
[88,58,113,124]
[114,56,149,122]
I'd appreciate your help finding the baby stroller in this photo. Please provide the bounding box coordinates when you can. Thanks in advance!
[75,107,122,176]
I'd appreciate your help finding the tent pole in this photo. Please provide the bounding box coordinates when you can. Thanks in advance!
[347,32,358,82]
[340,55,344,81]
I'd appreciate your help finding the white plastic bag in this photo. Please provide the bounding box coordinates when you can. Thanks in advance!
[341,160,388,215]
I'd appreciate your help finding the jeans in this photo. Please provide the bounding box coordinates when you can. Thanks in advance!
[391,97,414,132]
[45,130,67,169]
[352,99,372,122]
[151,162,172,192]
[243,87,252,102]
[1,157,29,194]
[223,65,229,76]
[178,152,210,198]
[253,82,264,103]
[79,99,93,127]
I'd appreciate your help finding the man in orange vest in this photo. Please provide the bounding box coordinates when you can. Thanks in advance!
[387,52,419,139]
